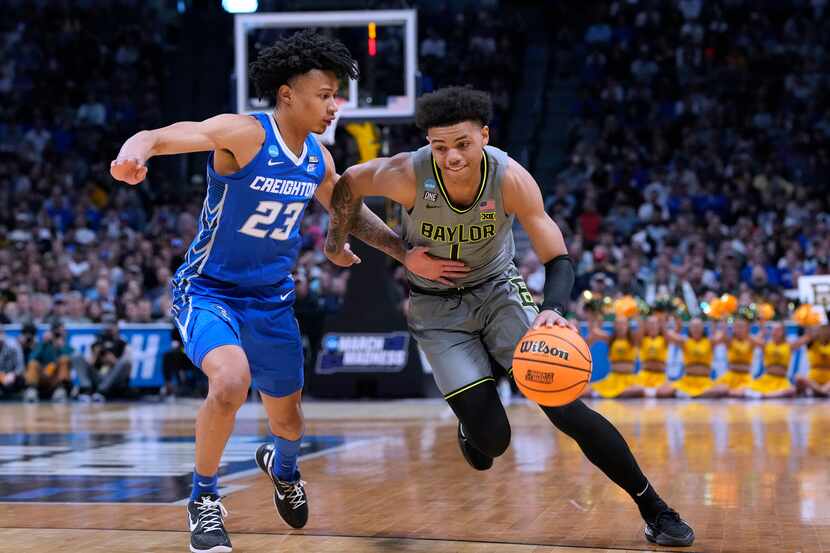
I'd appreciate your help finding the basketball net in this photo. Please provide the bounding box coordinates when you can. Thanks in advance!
[315,97,349,146]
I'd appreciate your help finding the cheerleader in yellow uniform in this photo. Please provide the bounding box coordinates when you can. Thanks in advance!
[737,322,810,399]
[709,319,756,398]
[630,316,675,398]
[667,318,720,398]
[795,324,830,397]
[584,317,640,398]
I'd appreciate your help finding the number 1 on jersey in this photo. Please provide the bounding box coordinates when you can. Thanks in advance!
[450,243,461,261]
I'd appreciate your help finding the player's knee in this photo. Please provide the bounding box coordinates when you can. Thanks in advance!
[268,408,304,439]
[208,372,250,411]
[448,381,511,457]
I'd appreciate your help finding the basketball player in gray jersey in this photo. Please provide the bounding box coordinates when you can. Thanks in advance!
[325,87,694,547]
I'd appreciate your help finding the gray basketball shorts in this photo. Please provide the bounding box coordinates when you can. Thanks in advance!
[406,269,539,399]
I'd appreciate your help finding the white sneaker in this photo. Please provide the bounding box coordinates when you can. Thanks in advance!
[78,394,92,403]
[92,392,105,403]
[24,387,39,403]
[51,388,68,402]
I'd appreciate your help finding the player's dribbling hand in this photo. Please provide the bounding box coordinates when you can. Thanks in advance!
[404,246,470,286]
[532,309,577,331]
[110,158,148,185]
[326,242,362,267]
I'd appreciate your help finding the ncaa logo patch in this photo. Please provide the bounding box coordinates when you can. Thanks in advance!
[324,335,339,351]
[424,178,436,190]
[423,191,438,202]
[309,155,319,163]
[268,145,279,157]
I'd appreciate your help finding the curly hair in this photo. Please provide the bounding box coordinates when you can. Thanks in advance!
[415,86,493,130]
[249,30,359,101]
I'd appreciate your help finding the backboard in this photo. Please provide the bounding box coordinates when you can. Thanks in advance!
[234,10,417,120]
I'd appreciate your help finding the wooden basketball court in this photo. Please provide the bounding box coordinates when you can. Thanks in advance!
[1,398,828,552]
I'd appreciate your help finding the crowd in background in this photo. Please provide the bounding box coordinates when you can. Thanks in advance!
[0,0,523,330]
[517,0,830,322]
[1,0,829,400]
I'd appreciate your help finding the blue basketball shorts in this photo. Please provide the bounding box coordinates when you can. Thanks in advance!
[171,275,303,397]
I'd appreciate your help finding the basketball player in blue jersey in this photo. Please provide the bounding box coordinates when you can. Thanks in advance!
[111,31,465,553]
[325,87,695,547]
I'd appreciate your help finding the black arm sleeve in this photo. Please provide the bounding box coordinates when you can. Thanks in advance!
[541,254,574,315]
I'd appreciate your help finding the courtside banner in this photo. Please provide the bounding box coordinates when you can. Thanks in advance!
[315,332,410,374]
[2,324,172,387]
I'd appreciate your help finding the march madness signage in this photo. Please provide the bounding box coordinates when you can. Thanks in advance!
[315,332,410,374]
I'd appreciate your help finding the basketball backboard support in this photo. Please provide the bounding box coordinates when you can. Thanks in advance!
[234,10,417,121]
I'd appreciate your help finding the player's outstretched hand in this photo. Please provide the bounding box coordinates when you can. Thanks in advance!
[326,242,362,267]
[110,158,148,185]
[532,309,577,331]
[405,246,470,286]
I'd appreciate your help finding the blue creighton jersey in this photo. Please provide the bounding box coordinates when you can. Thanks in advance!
[174,113,325,287]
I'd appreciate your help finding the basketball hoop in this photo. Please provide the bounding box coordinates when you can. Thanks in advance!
[315,97,349,146]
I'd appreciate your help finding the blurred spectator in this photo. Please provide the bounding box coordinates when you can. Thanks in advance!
[420,28,446,59]
[17,321,38,365]
[24,321,73,402]
[74,316,132,402]
[0,325,24,399]
[77,93,107,127]
[615,265,646,298]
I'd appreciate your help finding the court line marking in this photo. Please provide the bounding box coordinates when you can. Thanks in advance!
[0,527,705,553]
[0,438,386,507]
[171,438,385,505]
[568,498,588,512]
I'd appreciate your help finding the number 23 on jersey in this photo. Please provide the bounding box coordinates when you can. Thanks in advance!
[239,200,304,241]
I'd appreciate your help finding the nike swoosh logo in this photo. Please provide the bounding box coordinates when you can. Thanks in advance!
[280,290,295,301]
[197,482,212,487]
[268,160,284,166]
[188,514,197,531]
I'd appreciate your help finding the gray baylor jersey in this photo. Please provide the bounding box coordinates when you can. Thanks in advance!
[402,145,515,291]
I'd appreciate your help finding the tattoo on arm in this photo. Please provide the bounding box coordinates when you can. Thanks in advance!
[325,173,361,255]
[351,204,407,264]
[325,172,408,263]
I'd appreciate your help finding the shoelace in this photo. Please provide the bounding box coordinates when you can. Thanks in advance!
[195,497,229,532]
[277,480,308,509]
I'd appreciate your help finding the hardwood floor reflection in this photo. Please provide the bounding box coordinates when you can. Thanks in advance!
[1,398,828,552]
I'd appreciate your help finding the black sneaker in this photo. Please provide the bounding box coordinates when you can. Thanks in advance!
[644,508,695,547]
[255,443,309,529]
[457,422,493,471]
[187,493,232,553]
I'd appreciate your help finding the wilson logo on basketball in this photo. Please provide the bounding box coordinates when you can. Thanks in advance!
[524,369,554,384]
[519,340,570,360]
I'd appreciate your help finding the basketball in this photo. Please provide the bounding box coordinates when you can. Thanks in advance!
[513,326,592,406]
